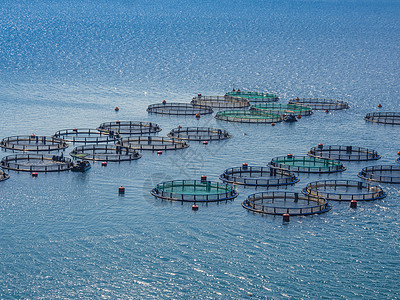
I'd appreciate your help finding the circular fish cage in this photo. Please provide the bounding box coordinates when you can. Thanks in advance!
[0,169,10,181]
[118,136,189,151]
[358,165,400,184]
[146,103,213,115]
[307,145,380,161]
[215,110,282,123]
[168,127,231,141]
[70,145,142,162]
[364,112,400,125]
[219,165,299,187]
[251,103,313,116]
[53,128,120,144]
[302,180,386,201]
[0,154,73,172]
[98,121,162,136]
[191,95,249,109]
[0,135,69,152]
[226,91,279,102]
[268,155,346,173]
[288,98,349,110]
[150,180,238,202]
[242,191,330,216]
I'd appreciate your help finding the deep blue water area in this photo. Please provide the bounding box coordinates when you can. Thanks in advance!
[1,0,400,298]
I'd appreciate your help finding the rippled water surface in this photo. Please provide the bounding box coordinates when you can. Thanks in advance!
[1,0,400,298]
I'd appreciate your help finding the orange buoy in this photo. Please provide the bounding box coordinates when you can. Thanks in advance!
[318,143,323,148]
[115,106,119,111]
[201,175,207,182]
[325,109,329,113]
[162,100,167,104]
[397,150,400,156]
[297,115,302,119]
[242,163,248,168]
[73,128,78,132]
[283,213,290,222]
[178,125,182,128]
[195,113,201,118]
[192,204,199,211]
[157,150,163,155]
[197,93,202,97]
[30,134,36,137]
[101,161,107,167]
[31,172,38,177]
[237,89,241,92]
[118,186,125,194]
[232,88,236,92]
[271,123,275,126]
[350,200,357,208]
[203,141,208,145]
[378,104,382,108]
[287,153,293,159]
[116,120,120,124]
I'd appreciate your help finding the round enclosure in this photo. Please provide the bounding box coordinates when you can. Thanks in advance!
[146,103,213,115]
[251,103,313,116]
[303,180,386,201]
[288,98,349,110]
[268,155,346,173]
[118,136,189,151]
[98,121,162,136]
[308,145,380,161]
[242,191,330,216]
[0,169,10,181]
[1,154,73,172]
[151,180,238,202]
[168,127,231,141]
[70,145,142,162]
[226,91,279,102]
[358,165,400,184]
[1,135,69,152]
[219,165,299,187]
[53,128,120,144]
[364,112,400,125]
[191,95,249,109]
[215,110,282,123]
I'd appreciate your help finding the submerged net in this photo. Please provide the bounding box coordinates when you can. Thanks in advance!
[364,112,400,125]
[118,136,189,151]
[242,191,330,216]
[226,91,279,102]
[308,145,380,161]
[147,103,213,115]
[303,179,386,201]
[219,165,299,186]
[251,103,313,116]
[98,121,162,136]
[215,110,282,123]
[53,128,120,143]
[191,95,249,109]
[1,154,73,172]
[168,127,231,141]
[70,145,142,161]
[1,135,69,152]
[288,98,349,110]
[358,165,400,184]
[268,155,346,173]
[151,180,238,202]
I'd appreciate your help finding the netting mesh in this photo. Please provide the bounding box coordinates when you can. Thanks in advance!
[151,180,238,202]
[303,180,386,201]
[268,155,345,173]
[226,91,279,102]
[219,165,299,186]
[288,98,349,110]
[364,112,400,125]
[251,103,313,116]
[53,128,120,143]
[308,145,380,161]
[70,145,142,161]
[191,95,249,109]
[98,121,162,136]
[118,136,189,151]
[358,165,400,184]
[215,110,282,123]
[1,135,69,152]
[168,127,231,141]
[242,191,330,215]
[147,103,213,115]
[1,154,73,172]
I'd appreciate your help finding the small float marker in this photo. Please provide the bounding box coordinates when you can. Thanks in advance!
[271,123,275,126]
[201,175,207,182]
[101,161,107,167]
[118,186,125,194]
[162,100,167,104]
[192,204,199,211]
[157,150,163,155]
[325,109,329,113]
[297,115,302,119]
[195,113,201,119]
[287,153,293,159]
[350,200,357,208]
[378,104,382,108]
[115,106,119,111]
[397,150,400,156]
[202,141,208,145]
[283,213,290,222]
[318,143,324,148]
[197,93,202,97]
[242,163,248,169]
[31,172,38,177]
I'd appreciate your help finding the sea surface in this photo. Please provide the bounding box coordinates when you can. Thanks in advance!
[1,0,400,298]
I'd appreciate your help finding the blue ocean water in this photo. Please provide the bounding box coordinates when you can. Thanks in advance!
[1,0,400,298]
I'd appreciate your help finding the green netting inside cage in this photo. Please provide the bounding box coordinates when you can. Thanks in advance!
[308,145,380,161]
[147,102,213,115]
[98,121,162,136]
[215,110,282,123]
[70,145,142,161]
[251,103,313,116]
[225,90,279,102]
[191,95,249,109]
[288,98,349,110]
[364,112,400,125]
[1,135,69,152]
[268,155,345,173]
[53,128,120,144]
[358,165,400,184]
[1,154,73,172]
[118,136,189,151]
[168,127,231,141]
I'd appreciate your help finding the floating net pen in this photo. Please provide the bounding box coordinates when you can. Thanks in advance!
[0,169,10,181]
[53,128,120,144]
[268,155,346,173]
[97,121,162,136]
[302,180,386,201]
[191,95,249,109]
[1,154,73,172]
[364,112,400,125]
[146,103,213,115]
[70,145,142,162]
[225,91,279,102]
[118,136,189,151]
[242,191,330,215]
[219,165,299,187]
[215,110,282,123]
[288,98,349,110]
[150,180,238,202]
[167,127,231,141]
[251,103,313,116]
[358,165,400,184]
[307,145,380,161]
[0,135,69,152]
